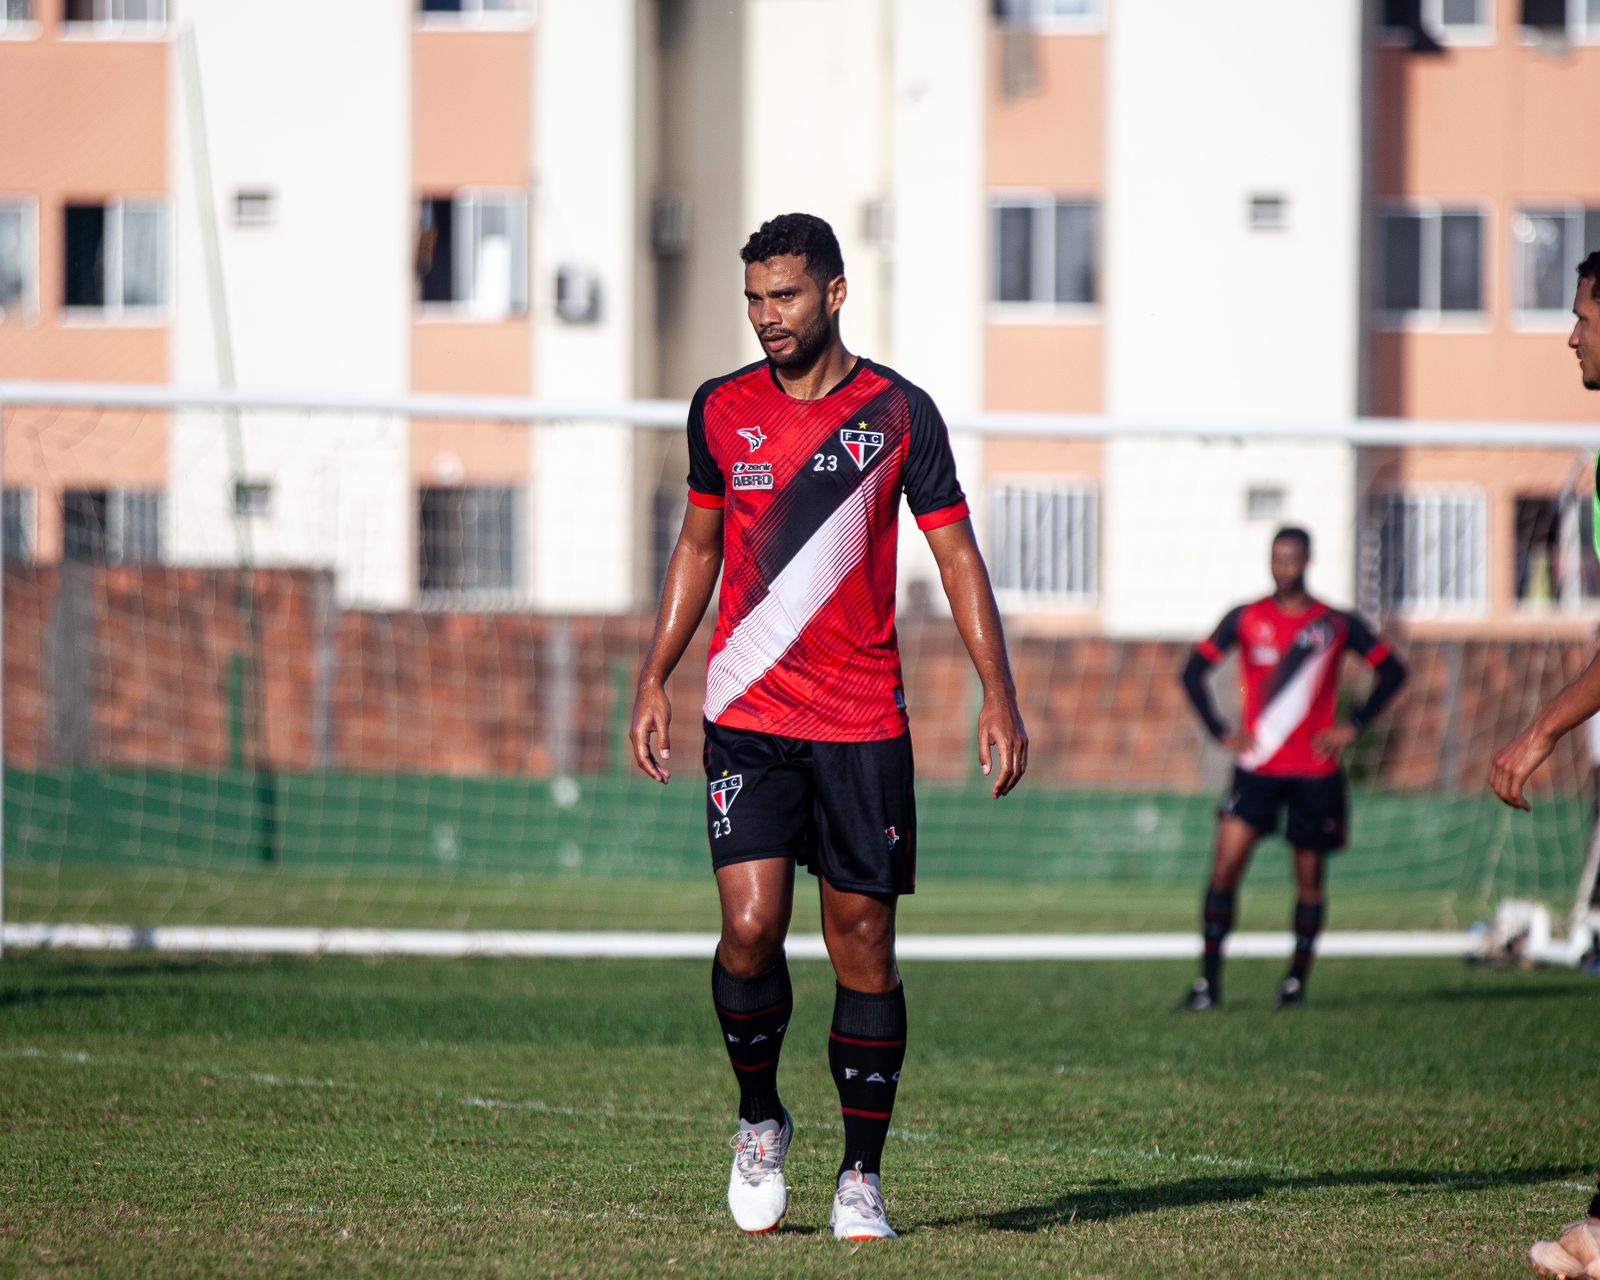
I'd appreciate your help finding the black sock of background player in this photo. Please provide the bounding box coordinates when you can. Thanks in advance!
[1202,886,1236,995]
[1289,900,1325,984]
[711,953,791,1125]
[829,983,906,1178]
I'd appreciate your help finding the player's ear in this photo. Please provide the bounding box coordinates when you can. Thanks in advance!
[827,274,847,317]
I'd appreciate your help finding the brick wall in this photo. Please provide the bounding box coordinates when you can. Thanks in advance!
[4,566,1591,793]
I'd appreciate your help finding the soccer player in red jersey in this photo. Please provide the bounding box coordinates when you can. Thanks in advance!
[628,213,1027,1240]
[1177,526,1408,1010]
[1488,251,1600,1280]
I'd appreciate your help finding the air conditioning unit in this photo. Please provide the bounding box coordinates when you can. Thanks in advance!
[651,192,691,258]
[555,264,601,324]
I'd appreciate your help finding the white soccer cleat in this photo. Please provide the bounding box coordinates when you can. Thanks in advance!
[726,1110,791,1234]
[830,1162,898,1241]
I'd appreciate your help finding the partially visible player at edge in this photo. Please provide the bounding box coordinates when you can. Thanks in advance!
[1488,250,1600,1280]
[1177,527,1408,1010]
[628,213,1028,1241]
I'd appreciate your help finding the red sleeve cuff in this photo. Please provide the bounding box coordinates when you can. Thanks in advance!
[1196,640,1223,664]
[914,498,969,532]
[1365,642,1391,667]
[687,488,725,510]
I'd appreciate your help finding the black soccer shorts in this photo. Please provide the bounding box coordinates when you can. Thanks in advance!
[702,718,917,896]
[1220,766,1349,853]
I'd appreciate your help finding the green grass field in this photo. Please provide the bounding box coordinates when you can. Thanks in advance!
[2,951,1595,1278]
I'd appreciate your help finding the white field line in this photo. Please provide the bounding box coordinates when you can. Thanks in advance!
[1,924,1475,960]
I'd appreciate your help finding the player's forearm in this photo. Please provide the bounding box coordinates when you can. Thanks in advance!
[937,547,1017,701]
[1527,651,1600,745]
[1180,653,1228,740]
[1350,654,1407,731]
[636,541,721,689]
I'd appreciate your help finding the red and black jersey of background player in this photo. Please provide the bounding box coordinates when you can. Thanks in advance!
[686,357,969,742]
[1198,596,1394,778]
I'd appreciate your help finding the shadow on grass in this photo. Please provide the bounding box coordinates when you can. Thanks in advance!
[940,1166,1580,1233]
[0,958,225,1006]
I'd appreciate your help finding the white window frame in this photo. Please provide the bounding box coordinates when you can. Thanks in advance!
[988,478,1099,612]
[0,197,39,325]
[1375,200,1492,331]
[988,191,1100,320]
[1382,0,1496,45]
[2,489,35,564]
[415,0,535,31]
[994,0,1106,34]
[417,189,530,321]
[0,0,41,38]
[1518,0,1600,43]
[416,485,525,610]
[60,0,168,38]
[1377,488,1489,619]
[1512,204,1599,327]
[61,198,170,322]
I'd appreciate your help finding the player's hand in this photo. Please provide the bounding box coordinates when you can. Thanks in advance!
[629,680,673,784]
[1488,725,1556,812]
[1220,728,1255,755]
[1312,723,1358,761]
[978,692,1028,798]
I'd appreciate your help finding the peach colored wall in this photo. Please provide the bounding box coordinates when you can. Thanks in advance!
[410,321,533,400]
[984,323,1103,412]
[0,4,168,382]
[410,418,532,487]
[985,32,1103,190]
[412,31,534,190]
[984,33,1104,413]
[1370,444,1598,637]
[1371,14,1600,420]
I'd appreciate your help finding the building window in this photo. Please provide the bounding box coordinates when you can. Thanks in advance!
[417,193,529,318]
[417,0,532,25]
[62,490,163,565]
[418,487,519,597]
[991,197,1098,308]
[1377,490,1487,615]
[1514,208,1600,316]
[3,490,34,563]
[63,201,168,315]
[63,0,166,28]
[1378,207,1485,321]
[993,0,1104,27]
[990,482,1098,607]
[0,201,38,323]
[1521,0,1600,40]
[234,481,273,518]
[1514,493,1600,610]
[0,0,37,33]
[1383,0,1495,41]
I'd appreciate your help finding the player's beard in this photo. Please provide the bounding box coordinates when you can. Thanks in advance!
[767,306,834,370]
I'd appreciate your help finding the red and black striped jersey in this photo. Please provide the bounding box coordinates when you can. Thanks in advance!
[687,357,969,742]
[1197,596,1393,777]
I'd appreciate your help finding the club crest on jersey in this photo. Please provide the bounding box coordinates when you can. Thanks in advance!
[840,423,885,470]
[732,461,773,491]
[709,774,743,815]
[736,425,766,452]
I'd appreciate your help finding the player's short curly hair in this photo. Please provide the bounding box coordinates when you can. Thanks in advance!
[1273,526,1312,555]
[1579,251,1600,303]
[740,213,845,288]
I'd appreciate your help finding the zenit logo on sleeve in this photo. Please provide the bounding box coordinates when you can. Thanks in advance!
[732,461,774,491]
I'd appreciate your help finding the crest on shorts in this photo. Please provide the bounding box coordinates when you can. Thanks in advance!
[709,773,744,815]
[885,826,900,850]
[840,423,884,470]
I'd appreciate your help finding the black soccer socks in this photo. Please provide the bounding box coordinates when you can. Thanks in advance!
[1289,900,1325,983]
[711,953,792,1125]
[1202,886,1237,995]
[828,983,907,1178]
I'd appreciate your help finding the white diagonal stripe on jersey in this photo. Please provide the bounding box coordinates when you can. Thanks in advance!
[1237,645,1335,772]
[704,480,875,720]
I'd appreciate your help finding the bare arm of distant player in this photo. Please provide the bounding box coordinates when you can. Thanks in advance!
[924,518,1028,798]
[1489,637,1600,811]
[629,504,724,784]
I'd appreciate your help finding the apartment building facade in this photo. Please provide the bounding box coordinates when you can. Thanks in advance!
[2,0,1598,634]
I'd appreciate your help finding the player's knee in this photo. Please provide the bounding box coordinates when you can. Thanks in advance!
[719,912,786,971]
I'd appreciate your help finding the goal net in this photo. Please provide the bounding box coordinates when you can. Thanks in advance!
[2,384,1596,946]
